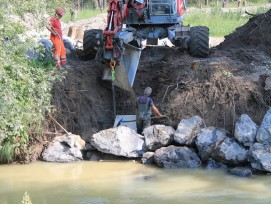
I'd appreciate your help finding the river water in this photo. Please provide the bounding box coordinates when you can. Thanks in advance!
[0,161,270,204]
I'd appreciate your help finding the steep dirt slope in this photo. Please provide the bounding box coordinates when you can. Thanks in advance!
[51,60,114,142]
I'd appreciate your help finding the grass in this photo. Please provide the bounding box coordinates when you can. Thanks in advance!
[183,7,270,37]
[61,9,106,23]
[60,5,270,37]
[0,141,14,164]
[189,0,271,8]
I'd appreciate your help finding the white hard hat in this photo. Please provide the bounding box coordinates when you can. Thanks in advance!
[144,87,152,96]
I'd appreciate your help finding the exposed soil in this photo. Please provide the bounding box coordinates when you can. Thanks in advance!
[50,9,271,144]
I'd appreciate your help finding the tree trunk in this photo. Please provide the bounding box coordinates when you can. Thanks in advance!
[198,0,202,8]
[243,0,247,7]
[222,0,226,8]
[97,0,102,11]
[77,0,80,10]
[103,0,106,10]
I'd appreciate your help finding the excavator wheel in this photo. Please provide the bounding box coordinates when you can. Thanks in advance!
[188,26,209,58]
[83,29,103,59]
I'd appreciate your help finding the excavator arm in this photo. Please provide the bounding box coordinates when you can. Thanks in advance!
[102,0,129,64]
[98,0,142,96]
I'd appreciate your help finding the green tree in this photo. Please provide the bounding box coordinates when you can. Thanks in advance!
[0,0,64,163]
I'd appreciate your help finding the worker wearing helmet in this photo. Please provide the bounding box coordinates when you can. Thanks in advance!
[47,8,67,69]
[136,87,162,134]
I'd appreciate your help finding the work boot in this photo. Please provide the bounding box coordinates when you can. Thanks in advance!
[61,64,71,70]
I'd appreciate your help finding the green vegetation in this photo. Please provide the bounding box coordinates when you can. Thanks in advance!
[188,0,271,8]
[21,192,32,204]
[62,9,105,23]
[0,0,64,163]
[0,0,105,164]
[184,7,269,36]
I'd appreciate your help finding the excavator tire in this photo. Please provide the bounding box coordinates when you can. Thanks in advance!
[83,29,103,59]
[188,26,209,58]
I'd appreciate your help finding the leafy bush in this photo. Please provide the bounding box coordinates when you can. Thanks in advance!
[0,0,65,163]
[21,192,32,204]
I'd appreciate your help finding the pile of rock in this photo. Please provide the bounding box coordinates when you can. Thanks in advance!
[89,109,271,177]
[42,109,271,177]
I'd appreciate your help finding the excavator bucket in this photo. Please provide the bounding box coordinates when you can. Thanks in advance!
[102,43,142,94]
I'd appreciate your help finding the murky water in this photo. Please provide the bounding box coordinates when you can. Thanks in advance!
[0,161,270,204]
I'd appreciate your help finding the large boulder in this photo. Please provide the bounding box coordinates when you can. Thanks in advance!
[234,114,258,147]
[42,134,85,163]
[154,145,201,168]
[206,158,228,170]
[143,125,175,151]
[211,137,248,165]
[63,37,76,51]
[141,152,155,165]
[195,127,229,161]
[174,116,205,146]
[228,167,253,177]
[27,38,53,60]
[85,150,129,161]
[256,108,271,144]
[248,143,271,172]
[91,126,146,158]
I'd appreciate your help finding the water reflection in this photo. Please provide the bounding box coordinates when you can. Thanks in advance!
[0,161,270,204]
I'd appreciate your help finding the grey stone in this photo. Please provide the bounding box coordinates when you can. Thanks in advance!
[27,38,53,60]
[206,158,228,170]
[256,108,271,144]
[228,167,252,177]
[248,143,271,172]
[211,137,248,165]
[195,127,228,161]
[91,126,146,158]
[141,152,155,164]
[154,145,201,168]
[42,134,85,163]
[85,150,129,161]
[234,114,258,147]
[174,116,205,146]
[143,125,174,151]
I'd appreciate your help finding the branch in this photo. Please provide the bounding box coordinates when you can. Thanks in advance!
[48,114,69,135]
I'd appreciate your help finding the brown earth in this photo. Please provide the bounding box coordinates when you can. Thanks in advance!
[48,9,271,145]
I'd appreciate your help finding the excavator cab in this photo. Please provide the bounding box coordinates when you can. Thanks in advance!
[150,0,175,15]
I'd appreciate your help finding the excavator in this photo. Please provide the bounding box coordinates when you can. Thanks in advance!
[83,0,209,122]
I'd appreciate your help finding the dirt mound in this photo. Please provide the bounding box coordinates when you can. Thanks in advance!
[218,9,271,56]
[50,10,271,142]
[133,47,269,132]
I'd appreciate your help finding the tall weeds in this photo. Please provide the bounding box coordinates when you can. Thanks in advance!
[0,0,64,163]
[184,7,269,36]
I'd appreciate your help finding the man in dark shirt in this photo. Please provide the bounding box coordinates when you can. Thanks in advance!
[136,87,162,134]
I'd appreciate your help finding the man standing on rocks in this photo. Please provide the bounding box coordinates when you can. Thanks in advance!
[136,87,162,134]
[47,8,67,70]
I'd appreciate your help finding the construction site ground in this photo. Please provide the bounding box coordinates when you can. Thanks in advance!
[51,10,271,145]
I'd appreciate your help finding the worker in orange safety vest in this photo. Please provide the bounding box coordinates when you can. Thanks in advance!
[47,8,67,70]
